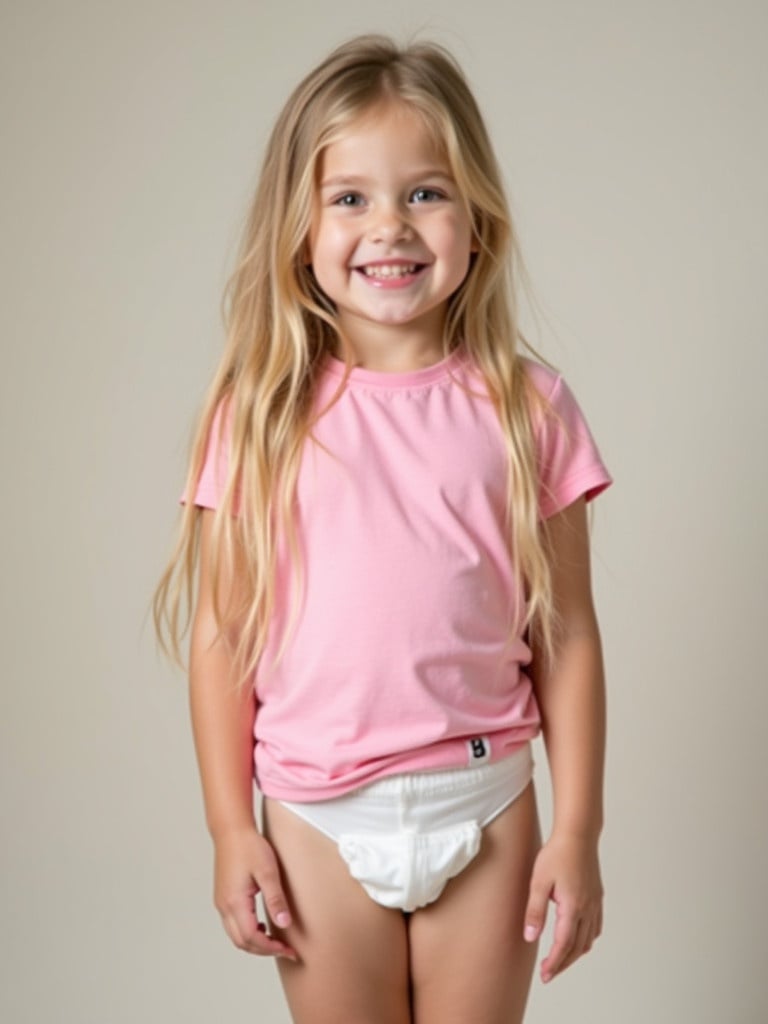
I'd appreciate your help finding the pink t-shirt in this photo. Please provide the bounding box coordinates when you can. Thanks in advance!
[188,348,611,800]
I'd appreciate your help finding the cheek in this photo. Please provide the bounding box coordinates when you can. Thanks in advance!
[433,208,467,240]
[310,219,355,268]
[435,215,474,268]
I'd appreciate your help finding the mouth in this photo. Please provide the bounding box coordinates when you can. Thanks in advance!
[354,261,427,281]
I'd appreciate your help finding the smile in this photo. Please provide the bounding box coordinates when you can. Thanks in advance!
[356,262,426,280]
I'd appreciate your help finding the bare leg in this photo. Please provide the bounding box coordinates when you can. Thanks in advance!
[408,782,541,1024]
[262,797,412,1024]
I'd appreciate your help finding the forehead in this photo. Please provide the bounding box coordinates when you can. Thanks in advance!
[317,101,449,178]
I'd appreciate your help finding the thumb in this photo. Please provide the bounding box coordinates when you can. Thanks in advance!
[524,875,550,943]
[256,844,292,930]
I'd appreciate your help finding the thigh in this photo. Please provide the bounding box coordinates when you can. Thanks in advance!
[261,797,412,1024]
[408,782,541,1024]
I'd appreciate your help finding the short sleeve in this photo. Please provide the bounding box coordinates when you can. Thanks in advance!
[529,366,612,520]
[178,399,233,510]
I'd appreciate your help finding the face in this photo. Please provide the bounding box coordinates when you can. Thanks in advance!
[308,101,476,355]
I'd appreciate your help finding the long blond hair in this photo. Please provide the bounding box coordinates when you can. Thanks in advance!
[152,34,555,688]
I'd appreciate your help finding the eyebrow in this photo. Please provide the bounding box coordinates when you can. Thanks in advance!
[320,169,455,189]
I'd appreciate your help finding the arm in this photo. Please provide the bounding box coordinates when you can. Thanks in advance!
[189,508,296,958]
[523,496,606,982]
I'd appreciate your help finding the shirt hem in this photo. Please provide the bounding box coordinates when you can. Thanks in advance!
[256,727,540,802]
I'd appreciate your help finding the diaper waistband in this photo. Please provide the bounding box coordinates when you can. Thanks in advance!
[337,744,534,803]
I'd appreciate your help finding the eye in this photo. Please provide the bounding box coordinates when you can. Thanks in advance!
[333,192,365,208]
[410,187,445,203]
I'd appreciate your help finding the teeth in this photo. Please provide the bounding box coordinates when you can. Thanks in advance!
[362,263,418,279]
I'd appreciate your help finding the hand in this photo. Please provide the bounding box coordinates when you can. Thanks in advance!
[212,825,298,959]
[523,832,603,983]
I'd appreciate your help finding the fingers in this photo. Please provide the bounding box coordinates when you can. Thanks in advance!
[213,830,298,960]
[221,896,297,959]
[523,875,551,945]
[540,904,600,983]
[257,849,293,931]
[540,907,579,982]
[524,837,603,982]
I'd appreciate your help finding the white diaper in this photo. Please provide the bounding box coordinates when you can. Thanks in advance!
[277,745,533,913]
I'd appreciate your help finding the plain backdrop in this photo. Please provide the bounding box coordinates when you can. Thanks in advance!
[2,1,766,1022]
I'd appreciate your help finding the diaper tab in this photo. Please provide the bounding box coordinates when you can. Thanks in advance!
[338,821,481,913]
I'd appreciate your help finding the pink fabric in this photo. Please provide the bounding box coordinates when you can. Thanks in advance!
[185,349,611,800]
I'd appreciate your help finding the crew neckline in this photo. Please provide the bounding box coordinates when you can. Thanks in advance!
[321,345,467,390]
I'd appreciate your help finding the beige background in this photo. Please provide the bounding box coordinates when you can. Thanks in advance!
[2,1,766,1021]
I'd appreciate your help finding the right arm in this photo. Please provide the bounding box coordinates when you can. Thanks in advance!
[189,508,296,958]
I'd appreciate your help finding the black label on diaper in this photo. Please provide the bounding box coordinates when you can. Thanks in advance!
[467,737,491,764]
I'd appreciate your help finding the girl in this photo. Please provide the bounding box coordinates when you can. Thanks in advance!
[154,34,611,1024]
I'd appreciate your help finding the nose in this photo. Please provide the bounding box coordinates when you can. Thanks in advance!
[367,203,413,244]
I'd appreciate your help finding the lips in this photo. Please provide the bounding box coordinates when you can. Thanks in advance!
[360,262,421,279]
[353,261,428,285]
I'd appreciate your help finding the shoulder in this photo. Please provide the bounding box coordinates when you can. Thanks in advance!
[457,349,562,405]
[517,356,573,436]
[518,356,563,405]
[518,358,612,515]
[518,356,602,436]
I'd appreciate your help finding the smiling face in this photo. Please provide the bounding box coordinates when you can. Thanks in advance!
[308,101,476,365]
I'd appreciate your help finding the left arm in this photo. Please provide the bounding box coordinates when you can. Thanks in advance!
[524,496,606,982]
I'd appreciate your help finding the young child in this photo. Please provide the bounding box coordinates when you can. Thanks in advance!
[154,34,611,1024]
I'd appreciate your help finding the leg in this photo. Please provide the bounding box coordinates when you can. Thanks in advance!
[262,797,412,1024]
[408,782,541,1024]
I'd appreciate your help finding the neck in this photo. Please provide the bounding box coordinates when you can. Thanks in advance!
[333,314,449,373]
